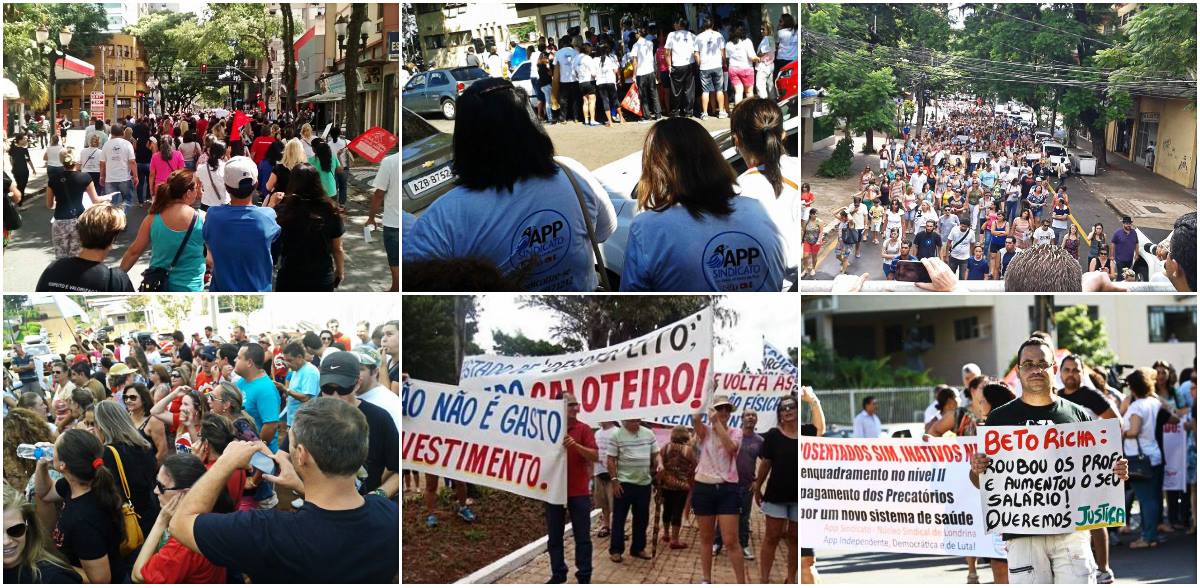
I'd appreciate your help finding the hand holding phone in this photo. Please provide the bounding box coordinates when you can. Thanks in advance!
[249,451,281,477]
[894,260,932,282]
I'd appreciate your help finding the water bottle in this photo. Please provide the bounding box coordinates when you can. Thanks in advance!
[16,442,54,460]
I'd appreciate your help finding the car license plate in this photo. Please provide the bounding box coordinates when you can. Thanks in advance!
[408,165,453,196]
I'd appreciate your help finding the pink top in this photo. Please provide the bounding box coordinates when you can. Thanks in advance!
[149,150,185,193]
[695,426,742,484]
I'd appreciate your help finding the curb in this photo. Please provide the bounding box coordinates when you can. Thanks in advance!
[454,508,601,584]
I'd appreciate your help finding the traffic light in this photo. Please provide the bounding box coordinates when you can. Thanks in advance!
[201,63,207,73]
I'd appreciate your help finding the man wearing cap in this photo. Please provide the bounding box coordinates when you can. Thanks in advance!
[319,351,398,498]
[692,395,747,583]
[202,155,281,292]
[352,346,400,433]
[1110,215,1138,281]
[194,346,218,393]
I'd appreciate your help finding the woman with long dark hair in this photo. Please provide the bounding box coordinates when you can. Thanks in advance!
[731,98,798,283]
[270,163,345,290]
[621,117,785,291]
[32,429,126,583]
[119,169,207,291]
[196,139,229,210]
[594,42,622,127]
[8,134,36,199]
[307,137,340,203]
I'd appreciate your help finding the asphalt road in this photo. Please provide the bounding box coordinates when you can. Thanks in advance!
[4,132,393,292]
[421,112,734,171]
[809,529,1196,584]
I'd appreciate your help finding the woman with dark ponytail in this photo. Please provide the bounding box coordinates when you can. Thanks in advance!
[32,429,125,583]
[730,98,799,283]
[130,453,229,583]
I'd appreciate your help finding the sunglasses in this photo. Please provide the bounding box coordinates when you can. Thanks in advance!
[779,403,798,412]
[5,522,28,538]
[155,480,187,493]
[320,384,354,396]
[171,373,182,378]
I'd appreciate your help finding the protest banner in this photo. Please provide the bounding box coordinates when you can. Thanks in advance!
[762,341,797,379]
[799,436,1006,558]
[348,126,399,163]
[979,420,1125,535]
[460,308,714,423]
[402,379,567,505]
[1162,422,1187,492]
[648,372,794,433]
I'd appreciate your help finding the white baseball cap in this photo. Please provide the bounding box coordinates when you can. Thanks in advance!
[223,156,258,197]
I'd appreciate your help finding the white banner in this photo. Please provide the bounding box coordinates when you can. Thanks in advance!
[1162,423,1187,492]
[401,379,567,505]
[762,341,797,379]
[800,436,1007,558]
[460,308,714,423]
[648,372,794,433]
[979,420,1126,534]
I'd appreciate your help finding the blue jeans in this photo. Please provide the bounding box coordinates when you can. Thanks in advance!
[714,484,753,549]
[610,482,651,556]
[539,84,555,122]
[1130,463,1164,542]
[137,162,151,204]
[545,496,593,582]
[335,168,348,206]
[105,180,135,211]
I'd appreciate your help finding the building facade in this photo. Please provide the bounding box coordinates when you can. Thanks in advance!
[101,1,140,33]
[54,33,148,123]
[413,3,530,70]
[803,295,1197,387]
[1104,95,1197,189]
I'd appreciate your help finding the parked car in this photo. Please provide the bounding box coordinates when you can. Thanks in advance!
[509,61,538,106]
[402,108,455,214]
[775,61,797,101]
[401,66,489,120]
[1042,141,1070,176]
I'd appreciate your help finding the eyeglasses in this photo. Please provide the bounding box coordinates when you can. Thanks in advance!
[53,371,64,376]
[320,337,332,342]
[1019,361,1053,372]
[320,384,354,396]
[155,480,187,493]
[170,373,182,378]
[779,403,798,412]
[5,522,28,539]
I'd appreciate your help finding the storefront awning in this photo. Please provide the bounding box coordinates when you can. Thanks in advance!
[298,92,344,104]
[55,54,95,80]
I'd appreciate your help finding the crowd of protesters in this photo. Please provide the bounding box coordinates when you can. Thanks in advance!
[4,106,400,292]
[3,318,400,583]
[810,334,1197,584]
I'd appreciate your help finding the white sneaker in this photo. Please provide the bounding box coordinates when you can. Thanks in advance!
[700,113,709,120]
[718,112,729,119]
[742,546,755,560]
[256,494,279,510]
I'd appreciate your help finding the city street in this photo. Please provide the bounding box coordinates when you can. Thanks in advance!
[800,133,1196,282]
[4,130,391,291]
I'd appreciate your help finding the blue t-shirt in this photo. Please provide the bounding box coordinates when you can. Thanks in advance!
[979,170,996,188]
[404,164,615,291]
[202,205,281,292]
[238,374,280,451]
[193,495,398,583]
[621,197,786,292]
[284,363,320,426]
[11,355,36,383]
[966,256,990,280]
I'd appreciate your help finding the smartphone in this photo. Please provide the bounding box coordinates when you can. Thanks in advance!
[894,260,932,283]
[249,451,280,477]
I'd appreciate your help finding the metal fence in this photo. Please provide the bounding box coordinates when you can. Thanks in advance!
[802,386,934,427]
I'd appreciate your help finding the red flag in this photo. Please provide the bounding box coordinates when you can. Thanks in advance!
[347,126,398,163]
[620,80,642,117]
[230,110,250,142]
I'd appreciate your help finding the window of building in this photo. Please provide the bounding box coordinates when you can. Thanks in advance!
[416,3,441,14]
[954,317,980,341]
[883,324,935,355]
[425,34,446,49]
[543,11,581,42]
[1148,305,1197,343]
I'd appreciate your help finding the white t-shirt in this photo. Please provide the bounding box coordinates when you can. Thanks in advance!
[665,30,697,67]
[573,54,598,83]
[947,225,975,260]
[595,55,619,85]
[196,156,230,207]
[100,137,135,182]
[777,27,798,61]
[1123,397,1163,466]
[528,50,541,81]
[301,138,315,159]
[594,426,616,475]
[45,145,64,167]
[404,156,617,292]
[756,36,775,72]
[79,146,103,173]
[1032,226,1056,246]
[328,137,350,166]
[726,38,756,69]
[695,30,725,70]
[372,152,400,229]
[631,38,655,76]
[737,155,800,269]
[485,53,504,78]
[885,210,904,233]
[358,383,401,434]
[556,47,578,83]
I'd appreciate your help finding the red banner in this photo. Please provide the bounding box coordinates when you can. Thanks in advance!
[620,80,642,117]
[347,126,397,163]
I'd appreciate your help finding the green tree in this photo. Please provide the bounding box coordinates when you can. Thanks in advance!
[156,297,193,327]
[1096,4,1197,82]
[402,296,483,384]
[127,12,212,115]
[1054,305,1117,368]
[2,3,108,111]
[491,331,578,356]
[341,4,369,137]
[522,296,735,350]
[800,340,936,389]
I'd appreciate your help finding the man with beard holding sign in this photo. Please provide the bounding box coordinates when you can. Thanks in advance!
[970,337,1129,584]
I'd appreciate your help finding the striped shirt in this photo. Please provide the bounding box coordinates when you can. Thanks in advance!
[607,425,657,486]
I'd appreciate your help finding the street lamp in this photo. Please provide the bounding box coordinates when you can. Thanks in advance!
[36,25,74,140]
[335,16,348,60]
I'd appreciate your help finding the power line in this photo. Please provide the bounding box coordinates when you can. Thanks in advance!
[971,4,1115,48]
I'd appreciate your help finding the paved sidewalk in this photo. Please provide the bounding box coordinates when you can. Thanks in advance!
[1070,135,1196,232]
[497,506,793,584]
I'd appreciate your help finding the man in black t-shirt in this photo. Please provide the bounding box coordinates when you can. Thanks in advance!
[316,351,399,498]
[36,204,134,292]
[173,331,193,363]
[970,337,1128,584]
[914,220,943,260]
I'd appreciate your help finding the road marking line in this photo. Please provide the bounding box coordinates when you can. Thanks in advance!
[1069,214,1090,247]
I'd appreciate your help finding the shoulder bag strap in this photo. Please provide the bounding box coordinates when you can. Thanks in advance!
[557,162,611,291]
[168,213,198,271]
[952,228,972,250]
[106,445,133,502]
[204,162,218,199]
